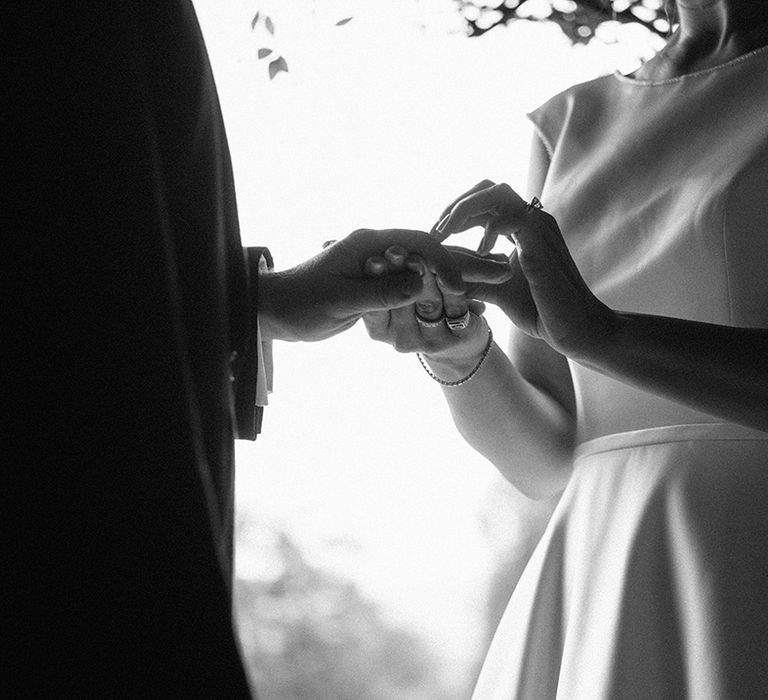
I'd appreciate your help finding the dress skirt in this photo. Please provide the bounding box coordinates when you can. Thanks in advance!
[473,423,768,700]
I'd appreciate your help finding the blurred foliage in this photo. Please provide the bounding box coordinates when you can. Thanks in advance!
[249,1,674,79]
[235,528,443,699]
[457,0,676,44]
[250,10,352,79]
[252,11,289,79]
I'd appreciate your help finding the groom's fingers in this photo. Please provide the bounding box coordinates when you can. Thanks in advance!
[343,228,507,287]
[345,229,466,295]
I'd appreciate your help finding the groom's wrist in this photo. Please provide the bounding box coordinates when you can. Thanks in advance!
[257,269,301,342]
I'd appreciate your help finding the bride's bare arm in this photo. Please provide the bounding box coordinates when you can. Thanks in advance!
[574,312,768,432]
[426,328,576,499]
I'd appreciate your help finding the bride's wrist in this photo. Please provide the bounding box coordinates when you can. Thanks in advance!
[422,354,480,382]
[422,330,492,383]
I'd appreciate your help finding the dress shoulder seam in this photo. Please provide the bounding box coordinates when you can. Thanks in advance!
[527,115,554,160]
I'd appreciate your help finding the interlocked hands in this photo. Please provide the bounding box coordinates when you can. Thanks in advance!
[363,180,615,366]
[362,246,499,383]
[257,228,511,343]
[260,180,613,368]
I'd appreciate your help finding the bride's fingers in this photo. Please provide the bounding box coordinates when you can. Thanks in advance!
[478,220,503,255]
[436,183,528,240]
[432,208,499,242]
[429,179,497,236]
[432,179,496,225]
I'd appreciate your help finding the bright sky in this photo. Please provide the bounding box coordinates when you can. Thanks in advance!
[194,0,660,685]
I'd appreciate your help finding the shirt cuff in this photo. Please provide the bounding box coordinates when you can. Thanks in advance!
[255,255,273,407]
[234,246,274,440]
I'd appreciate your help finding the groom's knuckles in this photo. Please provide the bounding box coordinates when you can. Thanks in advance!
[347,228,459,275]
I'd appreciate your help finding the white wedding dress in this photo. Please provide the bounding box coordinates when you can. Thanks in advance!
[473,45,768,699]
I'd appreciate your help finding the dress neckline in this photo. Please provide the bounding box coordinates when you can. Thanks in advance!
[613,41,768,87]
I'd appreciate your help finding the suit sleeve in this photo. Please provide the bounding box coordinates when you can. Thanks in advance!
[6,2,256,696]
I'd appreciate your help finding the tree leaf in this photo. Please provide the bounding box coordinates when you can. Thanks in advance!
[335,17,353,26]
[257,48,272,59]
[268,56,288,80]
[265,16,275,34]
[251,12,259,30]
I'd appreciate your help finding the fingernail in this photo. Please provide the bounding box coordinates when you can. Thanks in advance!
[416,301,440,316]
[406,260,425,276]
[435,214,450,234]
[386,246,407,266]
[367,260,386,275]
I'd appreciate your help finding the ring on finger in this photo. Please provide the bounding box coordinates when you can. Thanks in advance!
[525,196,543,213]
[415,309,445,328]
[445,310,471,331]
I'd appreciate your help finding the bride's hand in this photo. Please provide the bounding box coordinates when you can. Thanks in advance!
[432,180,616,360]
[362,248,490,381]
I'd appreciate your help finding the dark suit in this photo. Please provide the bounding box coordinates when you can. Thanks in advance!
[7,2,261,695]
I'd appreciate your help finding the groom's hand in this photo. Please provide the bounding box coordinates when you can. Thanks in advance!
[257,228,512,342]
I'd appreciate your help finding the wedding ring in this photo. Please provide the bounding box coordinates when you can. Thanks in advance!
[415,310,445,328]
[525,196,543,213]
[445,310,471,331]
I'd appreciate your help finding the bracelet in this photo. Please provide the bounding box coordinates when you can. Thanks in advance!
[416,327,493,387]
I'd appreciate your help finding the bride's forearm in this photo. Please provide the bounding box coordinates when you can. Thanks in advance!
[426,343,576,499]
[575,312,768,432]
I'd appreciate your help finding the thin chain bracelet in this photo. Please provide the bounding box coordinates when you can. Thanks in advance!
[416,327,493,387]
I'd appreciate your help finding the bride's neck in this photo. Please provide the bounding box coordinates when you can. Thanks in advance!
[633,0,768,81]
